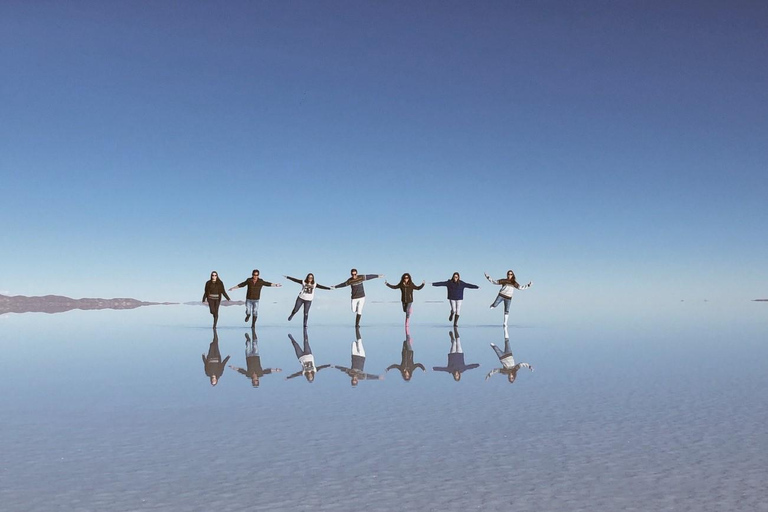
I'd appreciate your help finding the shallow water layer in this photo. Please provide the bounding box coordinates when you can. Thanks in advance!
[1,306,766,511]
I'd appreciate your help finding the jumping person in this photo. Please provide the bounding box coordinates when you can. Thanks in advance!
[385,273,424,327]
[202,271,230,328]
[285,329,331,383]
[386,325,426,382]
[202,329,229,386]
[484,270,532,326]
[228,328,282,387]
[333,326,383,386]
[332,269,384,326]
[486,327,533,383]
[285,273,331,326]
[433,327,480,382]
[228,269,282,327]
[432,272,479,326]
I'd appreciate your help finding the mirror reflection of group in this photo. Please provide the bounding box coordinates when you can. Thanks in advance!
[203,268,532,328]
[202,325,533,387]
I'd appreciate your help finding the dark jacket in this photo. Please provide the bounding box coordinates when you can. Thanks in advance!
[334,275,380,299]
[236,278,273,300]
[203,280,231,302]
[432,279,479,300]
[386,281,424,304]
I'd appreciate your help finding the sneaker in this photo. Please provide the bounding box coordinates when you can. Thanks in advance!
[245,314,250,323]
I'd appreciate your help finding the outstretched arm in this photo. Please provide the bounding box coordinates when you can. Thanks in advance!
[516,281,532,290]
[363,274,383,282]
[414,281,425,290]
[228,281,245,292]
[484,273,499,285]
[463,281,480,290]
[485,368,501,380]
[315,283,332,291]
[432,280,449,287]
[385,281,399,289]
[284,275,303,285]
[333,280,351,289]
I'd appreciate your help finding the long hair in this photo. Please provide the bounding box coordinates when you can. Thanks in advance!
[305,273,315,284]
[210,270,219,281]
[452,272,460,282]
[399,273,412,286]
[506,270,521,288]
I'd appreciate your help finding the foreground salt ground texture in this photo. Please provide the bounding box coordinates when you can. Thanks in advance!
[1,305,766,512]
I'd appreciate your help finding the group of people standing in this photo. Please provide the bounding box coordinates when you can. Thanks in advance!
[202,268,532,328]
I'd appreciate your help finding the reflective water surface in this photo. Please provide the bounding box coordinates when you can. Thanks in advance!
[1,305,766,511]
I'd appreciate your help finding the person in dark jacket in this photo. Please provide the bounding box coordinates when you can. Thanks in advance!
[228,269,282,327]
[334,326,383,386]
[433,327,480,382]
[385,273,425,327]
[432,272,480,326]
[332,269,384,326]
[202,271,231,328]
[228,328,282,388]
[386,325,426,382]
[202,329,230,386]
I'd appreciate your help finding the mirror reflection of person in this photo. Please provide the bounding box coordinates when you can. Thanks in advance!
[202,271,231,328]
[331,269,384,326]
[385,273,425,327]
[431,272,479,326]
[486,326,533,383]
[484,270,532,326]
[386,325,426,382]
[285,273,332,327]
[228,269,282,327]
[334,326,383,386]
[432,327,480,382]
[228,328,282,388]
[286,328,330,383]
[202,329,230,386]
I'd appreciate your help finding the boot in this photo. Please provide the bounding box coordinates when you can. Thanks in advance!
[355,314,361,326]
[449,311,454,322]
[453,314,459,326]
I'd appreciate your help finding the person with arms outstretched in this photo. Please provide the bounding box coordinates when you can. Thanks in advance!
[432,272,479,326]
[485,269,532,326]
[228,328,282,387]
[386,325,426,382]
[285,273,331,326]
[202,271,230,328]
[332,269,384,326]
[385,273,425,327]
[286,329,331,383]
[334,326,383,386]
[228,269,282,327]
[486,326,533,383]
[433,327,480,382]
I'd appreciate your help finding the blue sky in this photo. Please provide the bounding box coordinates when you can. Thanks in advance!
[1,1,766,321]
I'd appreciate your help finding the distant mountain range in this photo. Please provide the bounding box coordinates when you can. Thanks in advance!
[0,294,176,315]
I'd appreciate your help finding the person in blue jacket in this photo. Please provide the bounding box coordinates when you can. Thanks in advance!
[432,272,479,326]
[433,327,480,382]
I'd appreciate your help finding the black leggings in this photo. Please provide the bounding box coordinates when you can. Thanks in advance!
[207,297,221,317]
[290,297,312,323]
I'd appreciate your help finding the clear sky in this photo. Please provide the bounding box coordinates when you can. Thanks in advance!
[2,1,766,321]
